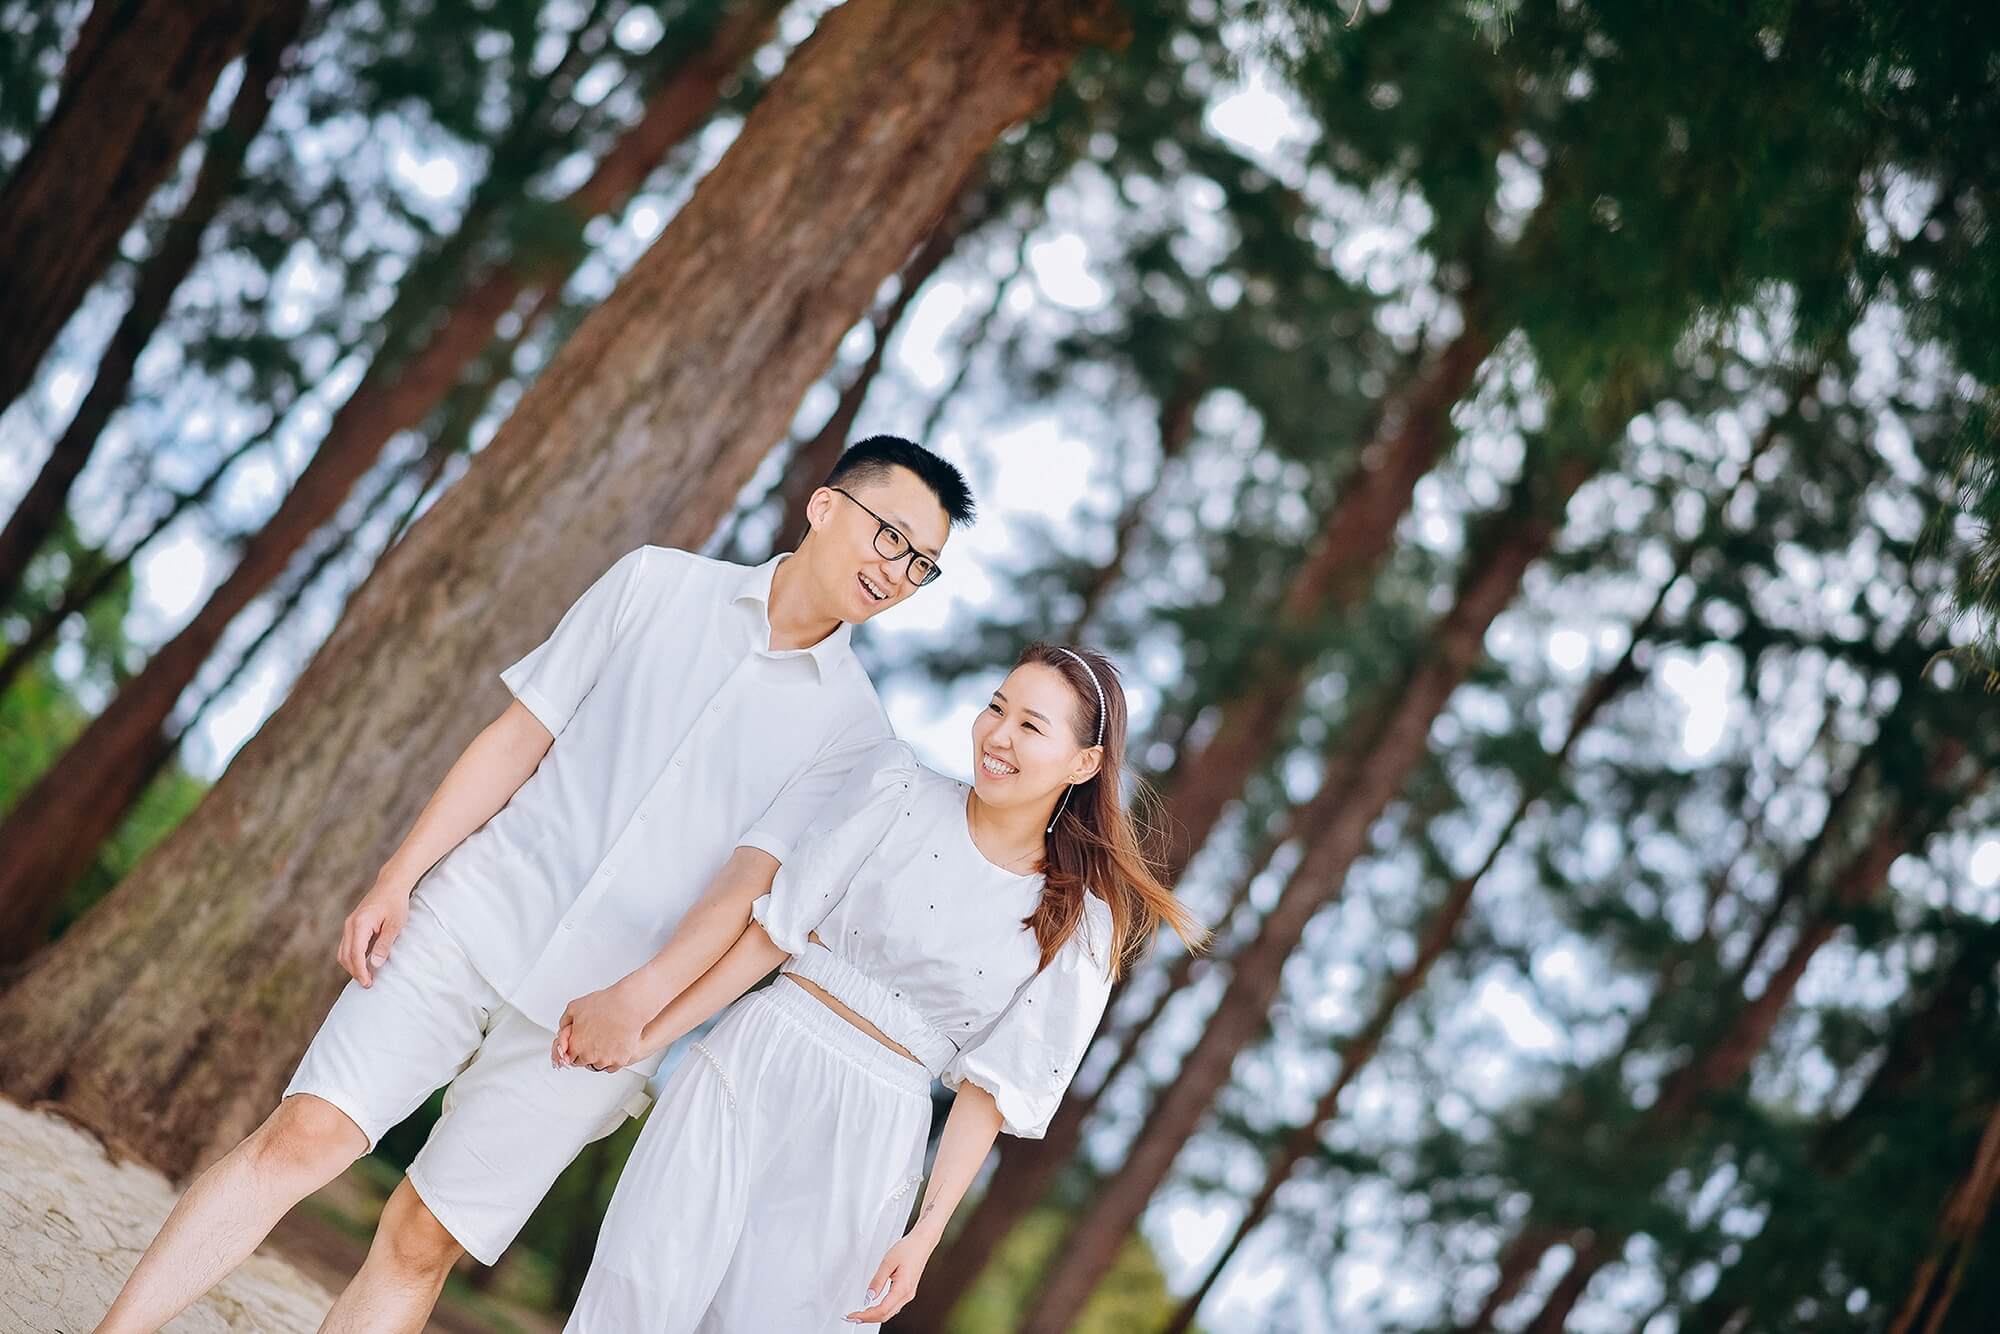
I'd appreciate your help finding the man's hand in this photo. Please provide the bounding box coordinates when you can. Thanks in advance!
[553,980,656,1073]
[339,883,411,987]
[843,1230,932,1324]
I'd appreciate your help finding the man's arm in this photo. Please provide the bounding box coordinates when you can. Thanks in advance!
[338,699,553,987]
[553,845,780,1069]
[556,917,789,1072]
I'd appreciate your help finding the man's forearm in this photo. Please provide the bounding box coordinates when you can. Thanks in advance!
[374,700,552,892]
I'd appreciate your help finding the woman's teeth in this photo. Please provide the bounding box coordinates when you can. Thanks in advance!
[981,754,1017,777]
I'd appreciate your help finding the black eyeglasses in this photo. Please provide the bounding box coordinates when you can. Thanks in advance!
[830,487,943,586]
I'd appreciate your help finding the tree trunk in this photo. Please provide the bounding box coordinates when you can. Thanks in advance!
[0,0,784,962]
[1152,320,1491,881]
[1683,919,2000,1334]
[1888,1097,2000,1334]
[0,0,264,412]
[1019,451,1601,1334]
[1065,372,1204,639]
[762,169,988,556]
[0,0,1121,1176]
[1471,737,1975,1334]
[1159,413,1791,1330]
[1518,1233,1616,1334]
[0,0,306,612]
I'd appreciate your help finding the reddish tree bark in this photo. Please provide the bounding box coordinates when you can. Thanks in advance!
[1064,372,1205,639]
[1683,920,2000,1334]
[1018,451,1603,1334]
[1889,1097,2000,1334]
[0,0,1123,1176]
[1159,393,1810,1331]
[1152,321,1492,881]
[1472,738,1976,1334]
[762,170,989,556]
[0,0,264,412]
[0,0,307,612]
[0,0,783,961]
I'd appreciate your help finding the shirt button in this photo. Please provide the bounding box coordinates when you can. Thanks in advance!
[563,922,575,932]
[638,812,648,822]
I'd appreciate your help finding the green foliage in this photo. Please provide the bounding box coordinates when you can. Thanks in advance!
[944,1205,1197,1334]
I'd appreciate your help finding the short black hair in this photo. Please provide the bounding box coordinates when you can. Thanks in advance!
[824,435,976,527]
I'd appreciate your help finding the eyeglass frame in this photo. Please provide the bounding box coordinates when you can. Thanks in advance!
[828,486,945,586]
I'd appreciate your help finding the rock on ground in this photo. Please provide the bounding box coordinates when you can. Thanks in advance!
[0,1097,331,1332]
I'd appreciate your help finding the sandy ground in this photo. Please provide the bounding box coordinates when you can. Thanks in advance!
[0,1097,331,1332]
[0,1098,562,1334]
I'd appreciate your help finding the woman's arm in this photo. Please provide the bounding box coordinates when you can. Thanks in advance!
[554,847,780,1070]
[846,1082,1006,1324]
[557,916,788,1072]
[636,921,789,1056]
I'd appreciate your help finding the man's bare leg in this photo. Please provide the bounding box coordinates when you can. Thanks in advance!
[94,1094,366,1334]
[318,1177,466,1334]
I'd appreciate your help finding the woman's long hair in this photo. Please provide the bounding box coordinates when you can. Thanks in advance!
[1020,643,1207,977]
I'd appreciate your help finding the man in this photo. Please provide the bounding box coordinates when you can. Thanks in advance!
[94,436,975,1334]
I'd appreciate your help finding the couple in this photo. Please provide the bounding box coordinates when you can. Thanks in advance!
[97,435,1203,1333]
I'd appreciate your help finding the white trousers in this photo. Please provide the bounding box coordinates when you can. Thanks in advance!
[567,977,934,1333]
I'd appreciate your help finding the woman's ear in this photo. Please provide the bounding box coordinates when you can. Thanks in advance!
[1071,746,1104,786]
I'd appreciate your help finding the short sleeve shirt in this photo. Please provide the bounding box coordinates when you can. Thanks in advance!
[414,547,892,1032]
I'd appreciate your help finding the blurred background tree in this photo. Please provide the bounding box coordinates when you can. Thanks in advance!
[0,0,1995,1330]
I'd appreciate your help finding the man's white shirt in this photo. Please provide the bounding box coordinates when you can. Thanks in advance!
[412,547,892,1045]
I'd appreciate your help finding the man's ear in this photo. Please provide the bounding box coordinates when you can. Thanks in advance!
[803,486,836,532]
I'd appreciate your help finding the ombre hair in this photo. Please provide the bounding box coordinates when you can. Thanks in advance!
[1015,643,1207,977]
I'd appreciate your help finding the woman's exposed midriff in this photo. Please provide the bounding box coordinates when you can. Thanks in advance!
[784,933,924,1066]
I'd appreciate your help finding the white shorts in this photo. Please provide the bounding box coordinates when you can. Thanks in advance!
[566,977,935,1333]
[283,897,652,1263]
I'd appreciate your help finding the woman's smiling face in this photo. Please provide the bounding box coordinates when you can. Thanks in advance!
[970,662,1098,811]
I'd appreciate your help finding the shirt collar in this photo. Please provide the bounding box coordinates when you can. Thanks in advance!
[733,553,855,679]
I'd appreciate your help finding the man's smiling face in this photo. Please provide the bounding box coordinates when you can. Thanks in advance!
[808,465,951,624]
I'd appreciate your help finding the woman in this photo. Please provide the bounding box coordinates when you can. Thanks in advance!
[557,642,1204,1331]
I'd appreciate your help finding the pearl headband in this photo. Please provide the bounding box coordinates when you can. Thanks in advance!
[1046,647,1105,834]
[1056,646,1106,747]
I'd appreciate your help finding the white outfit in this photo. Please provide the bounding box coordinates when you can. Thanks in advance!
[284,548,890,1262]
[567,743,1116,1332]
[424,546,891,1029]
[285,899,650,1262]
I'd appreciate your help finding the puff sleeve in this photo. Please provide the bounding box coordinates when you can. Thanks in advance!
[941,893,1117,1138]
[498,546,649,737]
[749,740,917,956]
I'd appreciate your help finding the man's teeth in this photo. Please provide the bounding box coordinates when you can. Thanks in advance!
[859,573,886,600]
[981,755,1017,776]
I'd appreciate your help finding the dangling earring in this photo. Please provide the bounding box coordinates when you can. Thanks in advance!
[1047,783,1073,834]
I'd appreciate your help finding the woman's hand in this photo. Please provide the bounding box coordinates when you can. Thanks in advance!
[553,979,656,1072]
[843,1230,932,1324]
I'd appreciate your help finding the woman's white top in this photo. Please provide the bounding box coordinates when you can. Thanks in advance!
[750,741,1116,1138]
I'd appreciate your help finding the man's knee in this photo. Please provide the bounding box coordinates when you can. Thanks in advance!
[374,1180,466,1279]
[245,1094,366,1178]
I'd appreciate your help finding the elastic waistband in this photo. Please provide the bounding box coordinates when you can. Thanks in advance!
[757,976,933,1097]
[781,942,959,1075]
